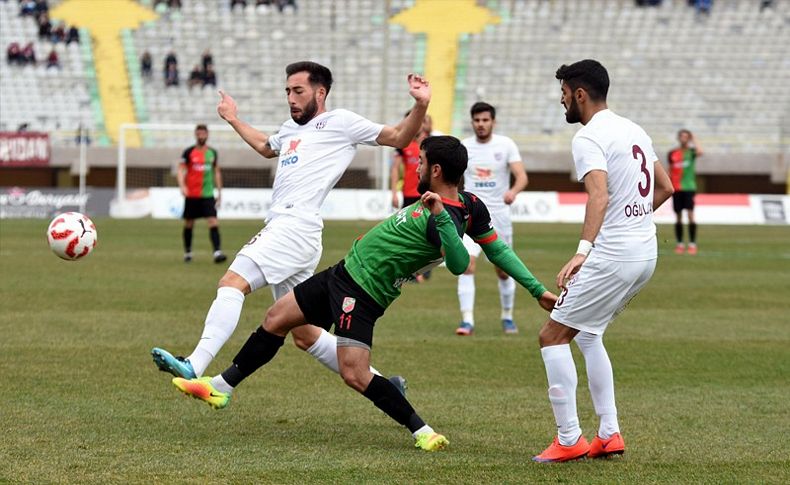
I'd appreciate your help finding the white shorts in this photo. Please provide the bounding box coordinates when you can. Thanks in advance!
[463,209,512,258]
[550,255,656,335]
[232,215,322,299]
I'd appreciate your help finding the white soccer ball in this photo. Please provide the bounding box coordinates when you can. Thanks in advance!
[47,212,97,261]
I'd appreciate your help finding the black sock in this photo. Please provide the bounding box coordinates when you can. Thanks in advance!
[220,327,285,387]
[674,222,683,243]
[362,374,425,432]
[689,223,697,244]
[183,227,193,252]
[210,226,221,251]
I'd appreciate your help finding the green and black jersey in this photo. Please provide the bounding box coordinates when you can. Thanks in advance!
[344,191,547,308]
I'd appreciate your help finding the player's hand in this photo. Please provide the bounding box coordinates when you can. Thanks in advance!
[556,253,586,289]
[407,73,431,106]
[391,192,400,209]
[538,290,558,312]
[504,190,517,205]
[217,90,238,123]
[179,186,187,197]
[215,193,221,208]
[420,191,444,215]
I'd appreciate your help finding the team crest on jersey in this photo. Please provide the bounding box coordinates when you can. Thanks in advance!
[315,119,327,130]
[342,297,356,313]
[411,205,424,218]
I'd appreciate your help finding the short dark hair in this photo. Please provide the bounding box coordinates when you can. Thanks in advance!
[420,136,467,186]
[470,101,496,119]
[285,61,333,95]
[678,129,692,137]
[555,59,609,102]
[195,124,208,131]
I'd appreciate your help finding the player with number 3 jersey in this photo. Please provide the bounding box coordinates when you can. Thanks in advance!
[532,60,674,463]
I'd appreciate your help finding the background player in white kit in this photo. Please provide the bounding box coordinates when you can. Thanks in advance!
[151,61,431,390]
[455,102,528,336]
[532,60,674,462]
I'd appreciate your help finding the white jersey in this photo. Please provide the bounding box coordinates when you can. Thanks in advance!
[572,109,658,261]
[267,109,383,224]
[462,134,521,213]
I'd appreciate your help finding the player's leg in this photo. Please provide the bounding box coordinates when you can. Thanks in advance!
[205,198,226,262]
[494,266,517,333]
[574,331,620,450]
[280,268,406,394]
[456,234,479,335]
[673,192,685,254]
[152,254,261,379]
[533,318,587,463]
[337,345,446,451]
[183,218,194,262]
[687,193,697,254]
[173,291,308,408]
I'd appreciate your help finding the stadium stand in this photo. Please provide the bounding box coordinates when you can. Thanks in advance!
[0,0,95,143]
[1,0,788,191]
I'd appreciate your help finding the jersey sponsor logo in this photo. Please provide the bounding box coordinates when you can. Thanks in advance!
[280,139,302,167]
[472,166,496,188]
[342,296,356,313]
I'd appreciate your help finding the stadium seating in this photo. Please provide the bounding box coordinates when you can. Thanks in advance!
[0,0,94,142]
[1,0,788,157]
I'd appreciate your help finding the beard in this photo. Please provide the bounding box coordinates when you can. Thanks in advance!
[417,177,431,195]
[291,97,319,125]
[564,97,582,124]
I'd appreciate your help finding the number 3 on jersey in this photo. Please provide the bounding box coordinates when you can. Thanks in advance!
[632,145,651,198]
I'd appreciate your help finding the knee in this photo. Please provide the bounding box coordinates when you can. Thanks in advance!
[339,367,368,393]
[218,271,250,294]
[464,258,476,275]
[291,326,319,351]
[574,331,601,352]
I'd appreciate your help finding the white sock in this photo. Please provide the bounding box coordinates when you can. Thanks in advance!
[306,328,381,376]
[187,287,245,377]
[541,344,581,446]
[458,273,475,325]
[210,374,234,393]
[575,332,619,439]
[412,424,434,438]
[498,277,515,319]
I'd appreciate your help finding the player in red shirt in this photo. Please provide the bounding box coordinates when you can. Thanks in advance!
[178,124,226,263]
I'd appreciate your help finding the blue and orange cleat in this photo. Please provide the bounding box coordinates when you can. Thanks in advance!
[532,436,590,463]
[502,319,518,334]
[588,433,625,458]
[455,322,474,336]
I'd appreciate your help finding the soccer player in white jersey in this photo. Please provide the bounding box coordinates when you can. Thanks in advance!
[151,61,431,391]
[532,60,674,462]
[456,102,528,335]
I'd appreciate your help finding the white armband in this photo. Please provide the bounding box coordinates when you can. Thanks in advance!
[576,240,593,256]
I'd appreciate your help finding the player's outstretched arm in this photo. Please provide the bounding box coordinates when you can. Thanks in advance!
[217,90,277,158]
[480,238,554,310]
[421,191,469,275]
[376,74,431,149]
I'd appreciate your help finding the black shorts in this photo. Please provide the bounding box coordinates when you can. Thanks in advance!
[672,191,695,213]
[183,197,217,219]
[293,260,384,349]
[402,196,420,207]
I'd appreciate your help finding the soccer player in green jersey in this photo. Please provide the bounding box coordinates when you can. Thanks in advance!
[172,136,557,451]
[668,129,704,255]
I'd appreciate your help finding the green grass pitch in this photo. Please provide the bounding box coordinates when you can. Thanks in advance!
[1,218,789,483]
